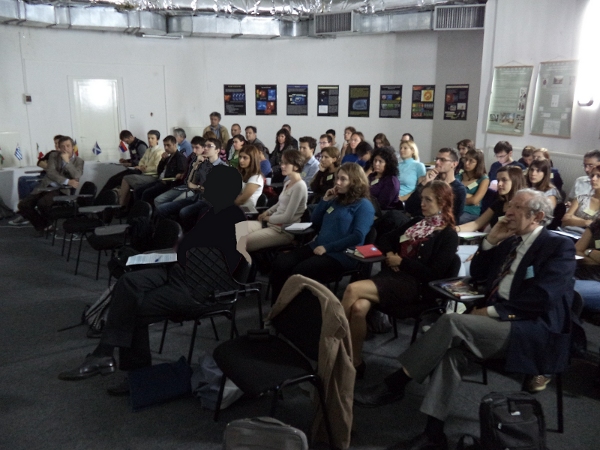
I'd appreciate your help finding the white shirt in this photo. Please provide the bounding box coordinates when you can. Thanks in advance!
[242,174,264,208]
[568,175,592,201]
[482,225,544,317]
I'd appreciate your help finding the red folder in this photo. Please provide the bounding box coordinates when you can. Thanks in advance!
[354,245,383,258]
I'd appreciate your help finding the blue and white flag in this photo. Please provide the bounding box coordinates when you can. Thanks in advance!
[92,141,102,156]
[14,144,23,161]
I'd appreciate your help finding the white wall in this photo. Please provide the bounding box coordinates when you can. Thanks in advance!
[476,0,600,156]
[0,24,483,167]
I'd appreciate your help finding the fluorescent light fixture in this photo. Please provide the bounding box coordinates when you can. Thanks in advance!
[576,0,600,107]
[139,34,183,40]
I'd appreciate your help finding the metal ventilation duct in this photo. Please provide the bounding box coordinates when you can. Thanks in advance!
[433,4,484,30]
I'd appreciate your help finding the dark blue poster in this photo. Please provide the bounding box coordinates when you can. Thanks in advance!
[287,85,308,116]
[224,84,246,115]
[255,84,277,115]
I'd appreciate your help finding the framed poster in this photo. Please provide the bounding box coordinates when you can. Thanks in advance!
[286,85,308,116]
[255,84,277,115]
[348,85,370,117]
[317,85,339,117]
[531,60,578,138]
[224,85,246,116]
[411,85,435,119]
[486,66,533,136]
[444,84,469,120]
[379,85,402,118]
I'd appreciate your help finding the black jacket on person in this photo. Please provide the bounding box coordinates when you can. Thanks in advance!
[156,151,187,185]
[129,138,148,166]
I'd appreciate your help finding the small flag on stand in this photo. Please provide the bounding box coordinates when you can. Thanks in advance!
[119,141,128,153]
[38,151,44,159]
[73,140,79,157]
[15,144,23,161]
[92,141,102,156]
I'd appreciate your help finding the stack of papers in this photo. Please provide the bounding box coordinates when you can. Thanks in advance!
[126,253,177,266]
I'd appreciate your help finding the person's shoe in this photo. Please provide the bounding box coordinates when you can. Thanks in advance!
[527,375,552,392]
[107,376,130,396]
[58,354,116,380]
[388,432,448,450]
[8,215,29,226]
[354,383,404,408]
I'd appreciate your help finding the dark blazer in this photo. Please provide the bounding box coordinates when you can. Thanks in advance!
[471,228,576,374]
[156,151,187,184]
[379,219,459,285]
[35,151,84,194]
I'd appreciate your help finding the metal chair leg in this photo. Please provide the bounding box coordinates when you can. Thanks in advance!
[213,375,227,422]
[556,373,564,433]
[74,235,85,275]
[158,319,169,354]
[61,232,68,256]
[210,317,220,341]
[188,320,199,363]
[270,387,280,417]
[313,378,335,450]
[51,219,58,246]
[67,234,74,261]
[410,316,420,343]
[95,248,102,280]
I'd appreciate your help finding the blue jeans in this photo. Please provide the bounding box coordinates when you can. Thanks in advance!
[18,175,42,199]
[574,279,600,313]
[459,211,480,225]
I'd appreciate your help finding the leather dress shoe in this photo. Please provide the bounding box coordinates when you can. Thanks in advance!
[58,354,116,380]
[388,432,448,450]
[354,383,404,408]
[107,376,130,396]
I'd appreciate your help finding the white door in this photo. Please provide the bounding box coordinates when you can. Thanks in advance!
[70,78,121,161]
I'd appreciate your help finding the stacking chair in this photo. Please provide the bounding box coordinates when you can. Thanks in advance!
[157,247,260,362]
[47,181,97,246]
[212,276,338,449]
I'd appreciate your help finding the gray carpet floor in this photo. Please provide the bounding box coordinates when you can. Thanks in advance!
[1,219,599,450]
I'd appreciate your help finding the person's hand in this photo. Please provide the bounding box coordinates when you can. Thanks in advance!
[119,158,126,164]
[562,213,573,221]
[319,162,326,172]
[188,182,198,190]
[67,179,79,188]
[121,161,131,167]
[257,212,269,222]
[323,186,339,201]
[139,165,146,172]
[60,151,70,163]
[161,152,169,159]
[470,307,489,316]
[486,216,515,246]
[175,173,184,180]
[466,193,473,199]
[313,246,327,255]
[423,169,438,184]
[385,253,402,270]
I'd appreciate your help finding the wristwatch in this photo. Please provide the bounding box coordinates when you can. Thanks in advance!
[585,248,593,257]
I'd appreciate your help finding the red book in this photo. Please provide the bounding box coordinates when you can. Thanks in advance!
[354,245,383,258]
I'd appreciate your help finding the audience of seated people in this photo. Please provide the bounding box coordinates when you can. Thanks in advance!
[15,119,596,449]
[398,139,426,202]
[368,147,400,210]
[245,149,308,253]
[342,180,458,378]
[458,165,526,232]
[456,148,490,224]
[269,162,375,303]
[526,158,561,208]
[310,146,340,204]
[118,130,165,207]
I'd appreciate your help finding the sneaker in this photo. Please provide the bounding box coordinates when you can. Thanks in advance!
[8,215,29,226]
[528,375,552,392]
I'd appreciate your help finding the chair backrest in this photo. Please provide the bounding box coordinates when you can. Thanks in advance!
[548,202,567,230]
[127,201,152,224]
[184,247,241,303]
[445,253,462,278]
[78,181,97,206]
[152,219,182,250]
[364,225,377,245]
[94,190,119,206]
[256,193,268,208]
[271,288,323,361]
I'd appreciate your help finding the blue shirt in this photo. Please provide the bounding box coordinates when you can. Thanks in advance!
[178,139,193,158]
[310,197,375,270]
[398,158,426,197]
[301,156,320,185]
[456,173,489,216]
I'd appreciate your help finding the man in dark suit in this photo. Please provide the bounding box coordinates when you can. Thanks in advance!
[18,136,84,235]
[355,188,576,450]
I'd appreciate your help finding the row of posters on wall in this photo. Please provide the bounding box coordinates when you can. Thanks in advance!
[486,60,578,138]
[223,84,470,120]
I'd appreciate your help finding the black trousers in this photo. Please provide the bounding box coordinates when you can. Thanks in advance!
[269,245,344,304]
[101,265,207,370]
[99,169,130,194]
[18,190,61,231]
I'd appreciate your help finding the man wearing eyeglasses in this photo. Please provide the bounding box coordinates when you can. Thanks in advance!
[567,149,600,201]
[405,147,466,221]
[488,141,525,189]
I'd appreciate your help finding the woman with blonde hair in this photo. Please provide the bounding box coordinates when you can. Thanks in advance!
[398,140,426,202]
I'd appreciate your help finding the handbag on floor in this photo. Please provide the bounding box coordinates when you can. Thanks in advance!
[479,392,546,450]
[223,417,308,450]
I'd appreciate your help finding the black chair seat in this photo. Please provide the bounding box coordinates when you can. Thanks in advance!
[87,233,126,251]
[213,335,314,397]
[63,217,103,234]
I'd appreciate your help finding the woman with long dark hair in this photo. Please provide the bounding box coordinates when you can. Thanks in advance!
[234,145,264,208]
[526,158,560,208]
[228,134,246,169]
[368,147,400,210]
[342,180,458,375]
[456,149,489,224]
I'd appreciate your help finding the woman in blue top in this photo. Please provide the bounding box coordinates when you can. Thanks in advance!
[269,162,375,303]
[341,132,364,165]
[456,148,490,224]
[398,140,426,202]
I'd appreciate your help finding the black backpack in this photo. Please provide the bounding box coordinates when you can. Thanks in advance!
[457,392,546,450]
